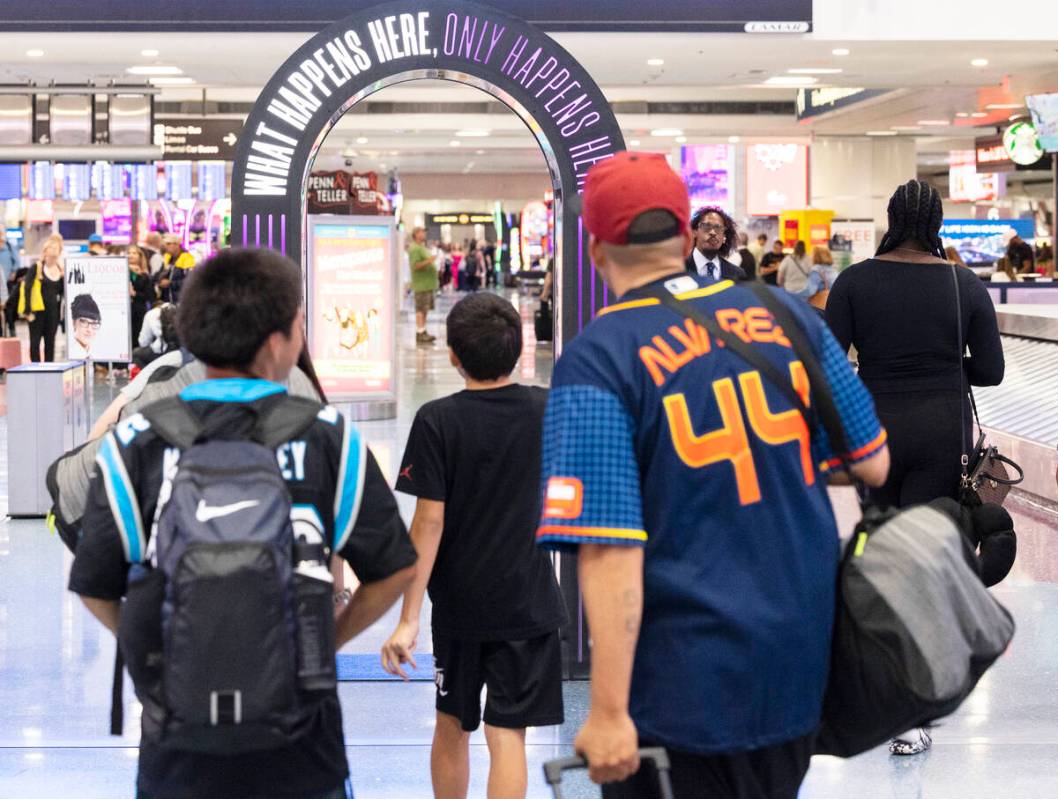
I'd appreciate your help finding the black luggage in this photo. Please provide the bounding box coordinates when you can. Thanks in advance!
[535,299,553,342]
[544,748,674,799]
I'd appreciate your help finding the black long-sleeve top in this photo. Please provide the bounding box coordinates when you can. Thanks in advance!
[825,259,1005,395]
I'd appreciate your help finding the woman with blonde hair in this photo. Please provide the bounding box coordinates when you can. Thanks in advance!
[807,246,837,310]
[19,237,65,361]
[127,245,153,345]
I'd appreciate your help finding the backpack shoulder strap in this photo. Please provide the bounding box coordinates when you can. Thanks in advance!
[139,396,204,449]
[253,395,325,450]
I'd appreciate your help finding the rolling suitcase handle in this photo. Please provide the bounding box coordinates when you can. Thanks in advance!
[543,747,675,799]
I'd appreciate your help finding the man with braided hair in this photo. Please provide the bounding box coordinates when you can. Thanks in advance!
[826,179,1005,756]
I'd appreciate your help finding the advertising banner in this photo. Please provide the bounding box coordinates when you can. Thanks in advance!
[64,256,131,362]
[746,143,808,216]
[680,144,731,211]
[306,216,397,402]
[830,220,877,270]
[940,219,1035,266]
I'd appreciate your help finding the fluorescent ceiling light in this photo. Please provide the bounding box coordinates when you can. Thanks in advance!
[764,76,817,86]
[971,112,988,118]
[389,150,398,156]
[26,49,44,58]
[832,48,850,56]
[675,136,687,143]
[728,135,741,143]
[891,125,922,131]
[449,140,461,147]
[866,130,898,136]
[650,128,683,137]
[985,103,1023,110]
[955,112,970,118]
[148,77,194,85]
[647,58,664,66]
[629,139,641,147]
[475,149,485,155]
[127,65,183,75]
[787,68,843,75]
[454,129,490,137]
[970,58,989,67]
[355,136,368,144]
[141,49,160,57]
[917,119,950,126]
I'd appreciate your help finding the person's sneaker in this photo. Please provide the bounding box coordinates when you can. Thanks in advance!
[889,728,932,756]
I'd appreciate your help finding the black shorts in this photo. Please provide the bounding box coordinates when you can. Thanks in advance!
[601,733,813,799]
[432,631,564,732]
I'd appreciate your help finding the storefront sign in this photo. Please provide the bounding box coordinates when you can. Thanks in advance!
[795,88,888,121]
[975,134,1050,172]
[949,149,1003,202]
[153,120,242,161]
[64,256,131,363]
[2,0,811,32]
[829,220,876,270]
[745,143,808,216]
[1003,121,1044,166]
[306,216,396,402]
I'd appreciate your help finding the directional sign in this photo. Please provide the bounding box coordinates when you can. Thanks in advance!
[153,119,243,161]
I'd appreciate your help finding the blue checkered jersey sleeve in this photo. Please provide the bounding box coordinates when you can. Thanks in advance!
[812,322,887,469]
[536,379,646,551]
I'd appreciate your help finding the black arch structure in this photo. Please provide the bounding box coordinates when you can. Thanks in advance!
[231,0,625,677]
[230,0,624,352]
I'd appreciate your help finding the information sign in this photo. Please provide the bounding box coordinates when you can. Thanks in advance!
[306,216,397,403]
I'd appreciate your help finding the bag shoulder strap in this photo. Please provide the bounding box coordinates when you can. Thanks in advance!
[641,282,849,460]
[744,282,850,458]
[950,264,978,475]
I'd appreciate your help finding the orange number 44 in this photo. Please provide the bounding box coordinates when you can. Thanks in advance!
[661,362,813,506]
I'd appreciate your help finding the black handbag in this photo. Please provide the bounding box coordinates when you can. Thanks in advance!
[950,265,1024,506]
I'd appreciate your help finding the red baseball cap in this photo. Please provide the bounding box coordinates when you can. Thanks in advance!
[582,151,690,246]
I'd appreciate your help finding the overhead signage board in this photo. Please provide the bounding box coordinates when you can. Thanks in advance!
[153,120,242,161]
[795,88,889,121]
[975,134,1050,172]
[306,216,397,403]
[1,0,811,32]
[64,256,132,363]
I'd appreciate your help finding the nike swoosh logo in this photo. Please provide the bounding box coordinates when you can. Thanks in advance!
[195,499,261,523]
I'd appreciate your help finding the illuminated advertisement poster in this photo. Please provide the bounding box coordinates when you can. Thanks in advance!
[680,144,730,210]
[64,256,131,362]
[940,219,1034,266]
[746,143,808,216]
[102,199,133,244]
[307,216,396,402]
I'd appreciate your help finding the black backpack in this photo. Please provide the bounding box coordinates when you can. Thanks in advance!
[119,394,339,753]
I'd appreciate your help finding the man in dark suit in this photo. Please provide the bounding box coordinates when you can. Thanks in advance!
[685,206,746,282]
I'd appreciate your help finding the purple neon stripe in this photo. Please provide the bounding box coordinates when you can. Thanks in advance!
[242,215,248,247]
[254,215,261,247]
[280,214,287,255]
[267,214,274,249]
[577,217,584,331]
[578,589,584,660]
[590,248,596,314]
[603,283,609,306]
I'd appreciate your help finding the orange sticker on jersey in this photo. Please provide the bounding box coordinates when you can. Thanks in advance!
[543,477,584,519]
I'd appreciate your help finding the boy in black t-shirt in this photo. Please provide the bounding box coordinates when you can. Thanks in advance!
[383,292,567,799]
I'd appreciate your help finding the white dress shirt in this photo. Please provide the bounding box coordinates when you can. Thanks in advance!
[692,249,721,281]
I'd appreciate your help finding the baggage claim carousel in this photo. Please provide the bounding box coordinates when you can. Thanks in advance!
[975,305,1058,503]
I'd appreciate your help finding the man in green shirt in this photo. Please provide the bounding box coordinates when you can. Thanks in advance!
[408,227,439,344]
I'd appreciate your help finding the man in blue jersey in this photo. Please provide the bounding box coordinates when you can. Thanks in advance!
[536,152,890,799]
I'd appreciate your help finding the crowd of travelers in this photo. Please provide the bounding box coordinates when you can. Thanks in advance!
[50,151,1015,799]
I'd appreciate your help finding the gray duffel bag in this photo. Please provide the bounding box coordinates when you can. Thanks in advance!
[815,503,1016,757]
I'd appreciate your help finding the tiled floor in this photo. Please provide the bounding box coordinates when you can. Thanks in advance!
[1,289,1056,798]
